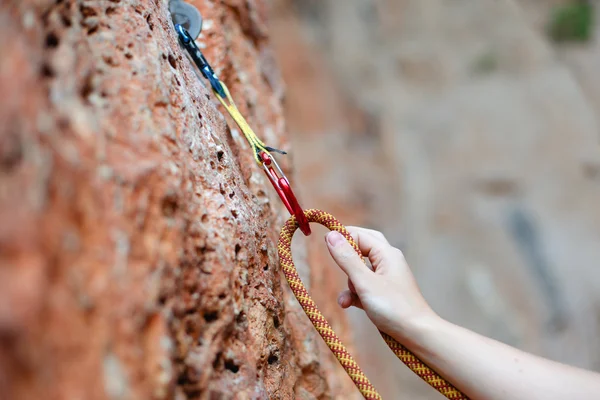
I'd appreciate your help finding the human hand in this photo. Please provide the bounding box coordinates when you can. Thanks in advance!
[325,227,438,342]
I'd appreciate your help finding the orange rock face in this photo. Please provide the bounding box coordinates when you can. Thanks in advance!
[0,1,358,399]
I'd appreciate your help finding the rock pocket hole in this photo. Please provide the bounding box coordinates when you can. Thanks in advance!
[224,359,239,373]
[80,74,94,101]
[161,194,179,217]
[45,32,59,48]
[168,54,177,69]
[236,312,246,324]
[146,14,154,31]
[40,63,55,78]
[203,311,219,322]
[86,25,99,35]
[267,353,279,365]
[80,4,98,17]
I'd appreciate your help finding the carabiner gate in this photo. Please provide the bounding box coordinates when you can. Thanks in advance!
[260,152,311,236]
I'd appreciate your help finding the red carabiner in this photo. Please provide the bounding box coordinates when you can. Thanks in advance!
[260,152,311,236]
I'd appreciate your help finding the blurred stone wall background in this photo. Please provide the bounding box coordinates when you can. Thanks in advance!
[270,0,600,398]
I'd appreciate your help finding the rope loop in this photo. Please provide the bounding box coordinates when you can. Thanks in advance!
[277,209,468,400]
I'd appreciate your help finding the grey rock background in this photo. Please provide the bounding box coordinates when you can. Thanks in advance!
[271,0,600,398]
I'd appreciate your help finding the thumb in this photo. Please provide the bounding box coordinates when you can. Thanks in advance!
[326,231,372,288]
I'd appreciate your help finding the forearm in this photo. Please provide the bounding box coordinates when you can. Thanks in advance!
[396,316,600,400]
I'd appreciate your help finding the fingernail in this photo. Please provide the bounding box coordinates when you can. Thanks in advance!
[327,231,345,247]
[337,294,345,307]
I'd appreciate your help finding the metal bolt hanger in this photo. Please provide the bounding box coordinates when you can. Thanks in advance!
[169,0,203,41]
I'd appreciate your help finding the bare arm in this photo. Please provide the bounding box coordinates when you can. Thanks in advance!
[405,315,600,400]
[325,228,600,400]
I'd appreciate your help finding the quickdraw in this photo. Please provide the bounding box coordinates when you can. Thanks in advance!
[174,22,311,236]
[170,5,467,399]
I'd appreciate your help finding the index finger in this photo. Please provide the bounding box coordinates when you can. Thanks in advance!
[345,226,391,258]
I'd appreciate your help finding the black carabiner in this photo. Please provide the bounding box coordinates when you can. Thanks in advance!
[175,24,226,99]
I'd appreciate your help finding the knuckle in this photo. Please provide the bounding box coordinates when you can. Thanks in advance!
[372,245,403,264]
[370,246,386,264]
[392,247,405,259]
[367,228,384,237]
[338,247,356,262]
[367,228,388,242]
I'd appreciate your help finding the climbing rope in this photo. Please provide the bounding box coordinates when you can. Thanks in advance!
[278,209,468,400]
[173,19,468,399]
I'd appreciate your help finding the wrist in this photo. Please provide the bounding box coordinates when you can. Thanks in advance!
[391,311,446,348]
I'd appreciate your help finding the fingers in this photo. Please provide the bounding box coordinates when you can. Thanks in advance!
[337,290,364,310]
[344,226,398,270]
[345,226,390,257]
[346,226,390,245]
[326,231,372,286]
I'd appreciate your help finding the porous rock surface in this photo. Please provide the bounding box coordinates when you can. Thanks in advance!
[0,1,357,399]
